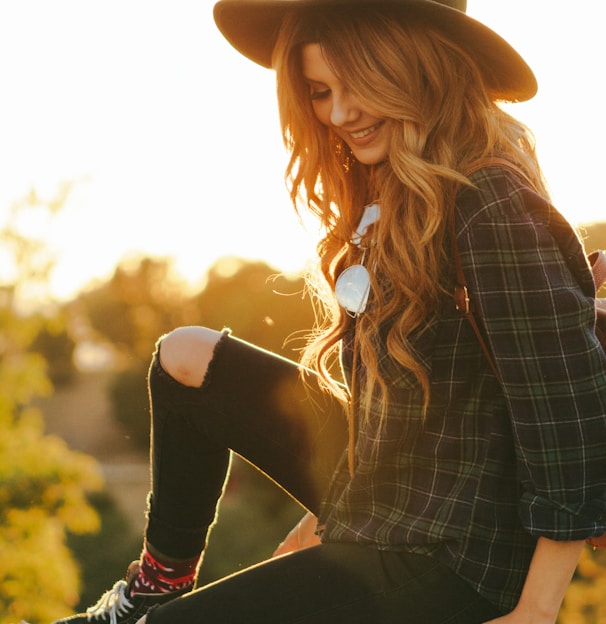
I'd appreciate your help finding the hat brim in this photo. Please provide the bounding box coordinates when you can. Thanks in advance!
[213,0,537,102]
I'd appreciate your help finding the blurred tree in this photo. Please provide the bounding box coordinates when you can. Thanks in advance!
[582,222,606,252]
[190,256,314,359]
[197,457,304,587]
[66,491,142,613]
[108,361,151,449]
[71,256,197,448]
[75,255,314,365]
[559,547,606,623]
[74,256,193,363]
[0,188,104,624]
[31,317,77,387]
[583,222,606,297]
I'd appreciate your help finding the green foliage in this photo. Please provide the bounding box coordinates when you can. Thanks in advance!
[67,492,142,612]
[197,457,305,587]
[0,332,105,623]
[0,411,103,624]
[0,184,76,307]
[190,257,314,358]
[0,188,105,624]
[108,362,151,449]
[75,257,192,363]
[582,222,606,252]
[559,548,606,623]
[31,317,77,387]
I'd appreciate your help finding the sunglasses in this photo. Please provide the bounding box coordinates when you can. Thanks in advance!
[335,203,380,316]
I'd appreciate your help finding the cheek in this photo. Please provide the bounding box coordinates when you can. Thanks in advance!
[311,102,331,127]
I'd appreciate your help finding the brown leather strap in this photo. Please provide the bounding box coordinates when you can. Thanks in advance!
[450,157,532,383]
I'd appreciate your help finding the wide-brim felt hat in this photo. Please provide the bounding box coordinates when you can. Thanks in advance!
[213,0,537,102]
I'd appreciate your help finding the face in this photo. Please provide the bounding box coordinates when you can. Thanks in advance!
[301,43,390,166]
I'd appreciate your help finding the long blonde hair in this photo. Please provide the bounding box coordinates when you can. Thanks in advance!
[273,6,547,416]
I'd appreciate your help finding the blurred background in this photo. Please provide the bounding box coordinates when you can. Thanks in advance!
[1,1,605,622]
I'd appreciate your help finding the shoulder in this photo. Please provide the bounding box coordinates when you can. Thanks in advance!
[455,165,549,232]
[453,164,594,296]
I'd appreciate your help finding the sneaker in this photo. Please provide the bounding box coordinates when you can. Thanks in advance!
[52,562,193,624]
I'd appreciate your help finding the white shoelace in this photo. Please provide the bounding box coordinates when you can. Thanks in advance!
[86,579,134,624]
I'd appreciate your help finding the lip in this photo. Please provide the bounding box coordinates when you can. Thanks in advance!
[346,121,384,147]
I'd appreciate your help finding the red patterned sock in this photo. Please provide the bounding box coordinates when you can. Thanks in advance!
[130,548,199,596]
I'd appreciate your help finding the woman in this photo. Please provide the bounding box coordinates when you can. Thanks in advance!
[53,1,606,623]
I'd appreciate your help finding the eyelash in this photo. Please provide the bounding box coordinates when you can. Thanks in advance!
[310,89,330,101]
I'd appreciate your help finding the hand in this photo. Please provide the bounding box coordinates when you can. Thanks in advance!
[273,512,321,557]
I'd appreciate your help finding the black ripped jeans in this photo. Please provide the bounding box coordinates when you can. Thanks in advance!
[144,331,501,624]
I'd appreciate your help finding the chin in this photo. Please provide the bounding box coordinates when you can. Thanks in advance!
[348,143,389,166]
[355,152,389,166]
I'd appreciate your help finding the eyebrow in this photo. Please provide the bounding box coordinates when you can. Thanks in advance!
[303,77,328,87]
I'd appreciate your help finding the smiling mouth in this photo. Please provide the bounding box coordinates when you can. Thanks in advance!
[349,122,383,140]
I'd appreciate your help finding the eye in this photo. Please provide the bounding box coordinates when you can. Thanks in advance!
[305,79,331,101]
[310,88,331,101]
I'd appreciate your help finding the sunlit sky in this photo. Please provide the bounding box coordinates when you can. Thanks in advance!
[0,1,604,300]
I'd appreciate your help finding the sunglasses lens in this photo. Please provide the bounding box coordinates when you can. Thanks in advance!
[335,264,371,315]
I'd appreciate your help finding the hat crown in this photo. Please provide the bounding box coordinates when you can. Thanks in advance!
[213,0,536,101]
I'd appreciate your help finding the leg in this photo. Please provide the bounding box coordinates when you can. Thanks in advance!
[156,325,220,388]
[145,544,502,624]
[144,326,229,558]
[146,326,348,559]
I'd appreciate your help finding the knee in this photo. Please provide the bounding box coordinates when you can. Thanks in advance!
[158,326,222,388]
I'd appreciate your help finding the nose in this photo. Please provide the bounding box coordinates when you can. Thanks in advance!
[330,89,360,127]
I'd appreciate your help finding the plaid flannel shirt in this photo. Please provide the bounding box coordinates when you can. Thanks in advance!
[318,166,606,612]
